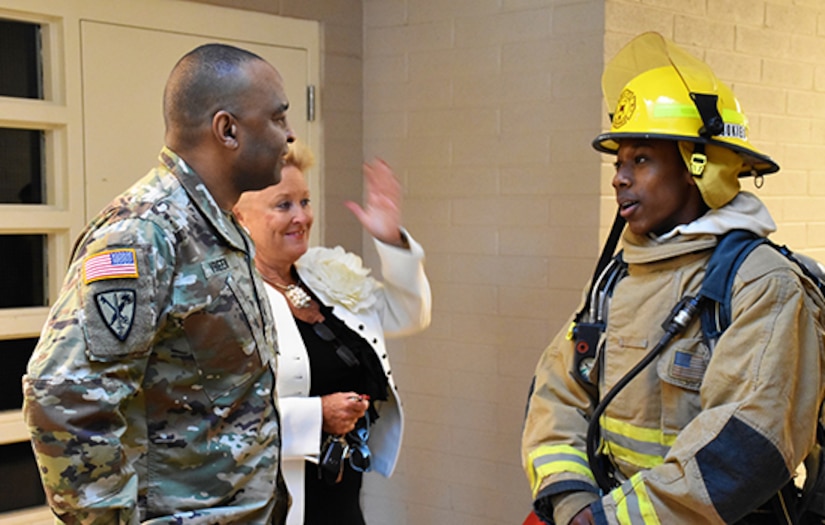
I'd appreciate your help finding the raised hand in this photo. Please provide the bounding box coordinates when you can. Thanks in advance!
[344,159,405,247]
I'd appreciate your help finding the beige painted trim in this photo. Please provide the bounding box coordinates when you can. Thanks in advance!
[0,505,54,525]
[0,410,27,445]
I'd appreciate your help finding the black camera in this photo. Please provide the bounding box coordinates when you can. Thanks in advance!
[319,435,348,484]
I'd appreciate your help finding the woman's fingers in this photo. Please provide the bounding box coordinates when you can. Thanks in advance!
[321,392,369,434]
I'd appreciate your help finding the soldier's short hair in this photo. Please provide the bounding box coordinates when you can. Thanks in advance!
[163,43,264,145]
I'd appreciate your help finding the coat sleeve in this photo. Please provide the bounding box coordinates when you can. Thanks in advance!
[279,396,324,460]
[594,261,825,524]
[372,228,432,337]
[521,310,602,525]
[22,218,170,524]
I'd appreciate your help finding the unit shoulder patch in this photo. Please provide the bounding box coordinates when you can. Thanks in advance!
[94,289,136,341]
[80,245,155,360]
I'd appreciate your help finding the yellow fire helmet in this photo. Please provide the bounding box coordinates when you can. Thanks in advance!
[592,33,779,208]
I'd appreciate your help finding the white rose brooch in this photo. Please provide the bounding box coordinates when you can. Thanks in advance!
[296,246,378,313]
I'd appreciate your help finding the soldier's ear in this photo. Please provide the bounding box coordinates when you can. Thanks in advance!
[213,111,238,149]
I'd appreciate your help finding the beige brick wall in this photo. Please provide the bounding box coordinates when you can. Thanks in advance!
[362,1,605,523]
[364,2,825,524]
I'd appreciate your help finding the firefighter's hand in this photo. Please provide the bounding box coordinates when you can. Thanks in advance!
[569,506,595,525]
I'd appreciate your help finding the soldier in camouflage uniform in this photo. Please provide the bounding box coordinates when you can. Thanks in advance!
[22,43,295,524]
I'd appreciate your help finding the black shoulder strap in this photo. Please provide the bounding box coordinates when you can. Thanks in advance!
[698,230,767,342]
[699,229,825,342]
[570,209,626,391]
[577,208,626,322]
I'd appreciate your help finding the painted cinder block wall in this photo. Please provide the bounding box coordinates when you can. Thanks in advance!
[199,1,825,523]
[361,1,603,523]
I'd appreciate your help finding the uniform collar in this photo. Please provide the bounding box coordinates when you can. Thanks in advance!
[159,147,249,252]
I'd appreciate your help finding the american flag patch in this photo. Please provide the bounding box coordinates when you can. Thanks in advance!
[83,249,139,284]
[670,350,706,383]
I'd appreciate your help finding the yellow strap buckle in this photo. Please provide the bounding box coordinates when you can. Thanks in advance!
[566,321,576,341]
[690,152,707,176]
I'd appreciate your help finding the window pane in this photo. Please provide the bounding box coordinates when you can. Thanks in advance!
[0,338,36,411]
[0,128,44,204]
[0,19,43,99]
[0,235,46,307]
[0,441,46,513]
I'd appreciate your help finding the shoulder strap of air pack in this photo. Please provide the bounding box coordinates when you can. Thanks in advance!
[570,210,627,391]
[699,229,825,343]
[697,230,767,344]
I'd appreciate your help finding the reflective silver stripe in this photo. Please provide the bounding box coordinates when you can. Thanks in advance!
[602,427,671,458]
[622,487,645,525]
[533,450,590,471]
[527,444,594,497]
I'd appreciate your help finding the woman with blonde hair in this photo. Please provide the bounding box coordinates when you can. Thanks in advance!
[235,140,431,525]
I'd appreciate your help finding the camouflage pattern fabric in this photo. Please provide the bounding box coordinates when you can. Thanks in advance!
[23,147,288,524]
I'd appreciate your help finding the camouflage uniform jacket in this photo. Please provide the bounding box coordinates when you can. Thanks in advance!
[23,147,287,524]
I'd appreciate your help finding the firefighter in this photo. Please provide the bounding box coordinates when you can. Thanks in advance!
[522,32,825,525]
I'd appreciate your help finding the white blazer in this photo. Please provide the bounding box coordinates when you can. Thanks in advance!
[268,232,431,525]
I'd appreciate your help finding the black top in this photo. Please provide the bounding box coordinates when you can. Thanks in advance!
[296,302,376,525]
[298,303,372,398]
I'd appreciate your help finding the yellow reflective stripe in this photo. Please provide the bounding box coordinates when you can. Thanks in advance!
[526,444,594,498]
[616,493,632,525]
[606,441,664,470]
[721,108,745,124]
[601,416,675,470]
[651,103,744,125]
[611,474,661,525]
[652,102,698,119]
[636,482,661,525]
[602,416,678,447]
[527,444,589,470]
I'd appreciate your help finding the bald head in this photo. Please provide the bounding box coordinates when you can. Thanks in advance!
[163,43,264,149]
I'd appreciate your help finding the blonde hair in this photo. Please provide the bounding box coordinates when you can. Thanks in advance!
[233,139,316,219]
[284,139,316,173]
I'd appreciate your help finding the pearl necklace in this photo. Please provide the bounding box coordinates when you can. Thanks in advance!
[270,280,312,309]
